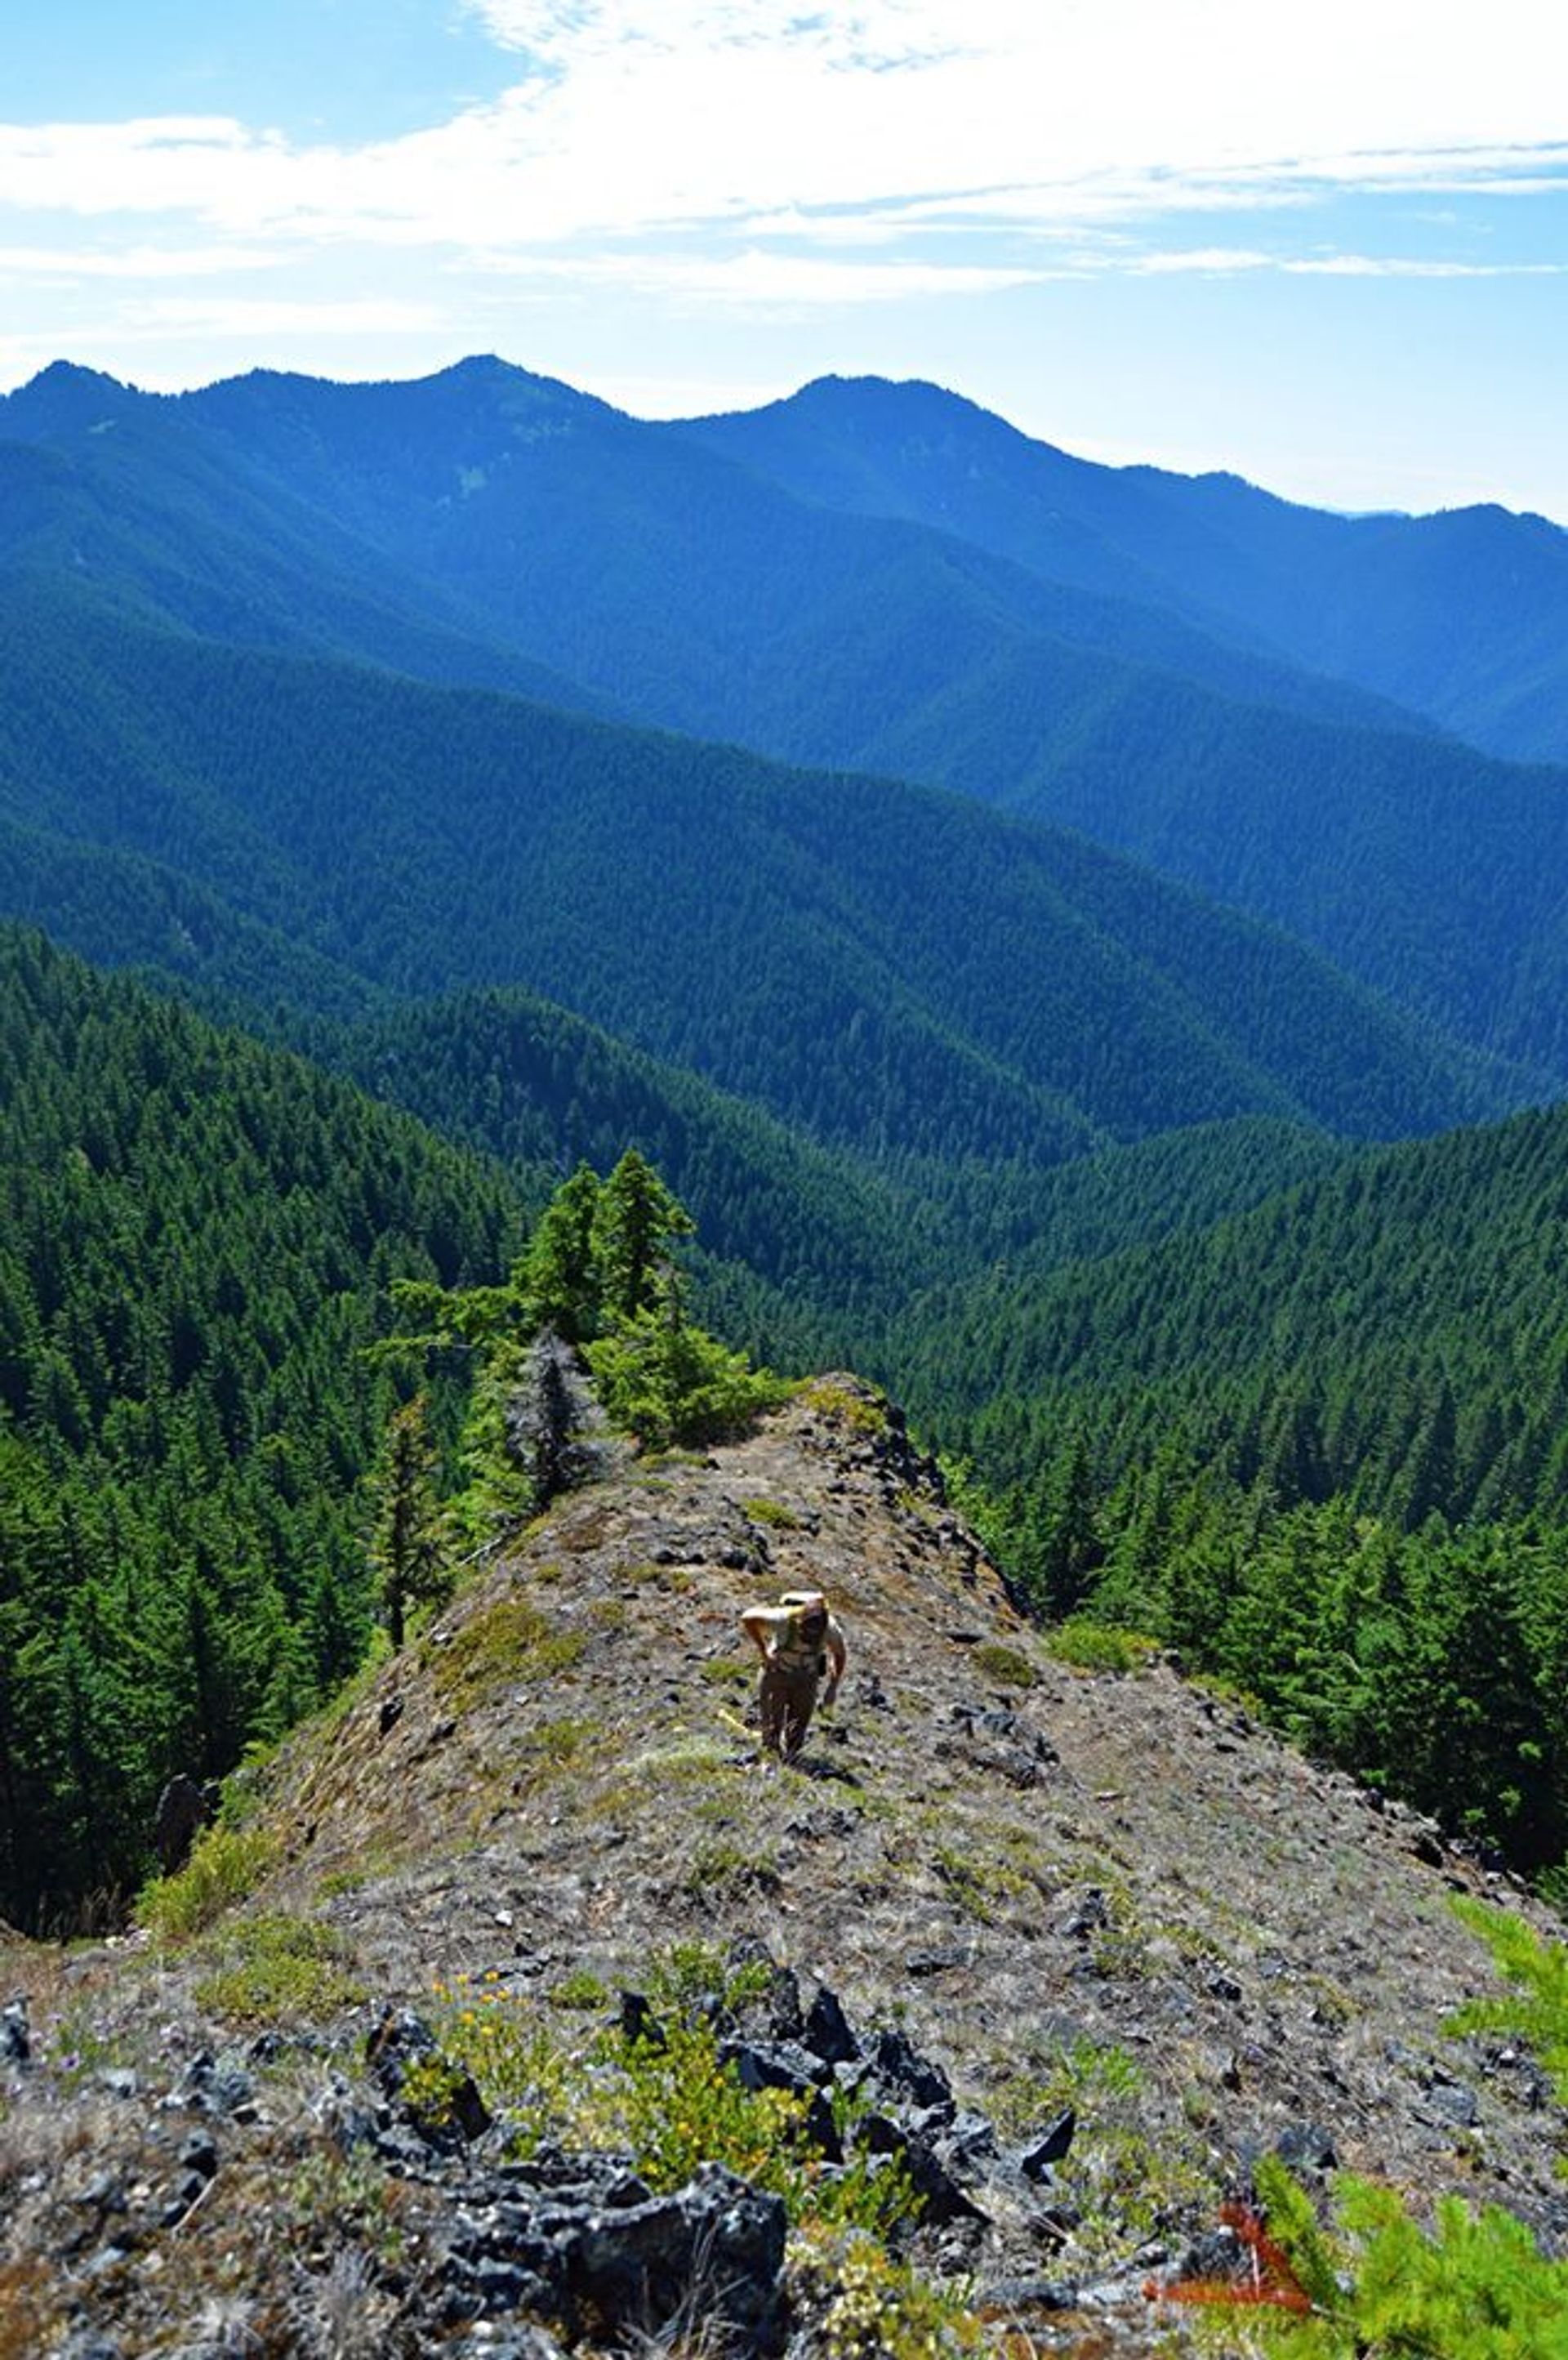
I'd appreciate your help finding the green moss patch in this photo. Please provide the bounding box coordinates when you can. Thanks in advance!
[430,1598,588,1707]
[970,1641,1038,1689]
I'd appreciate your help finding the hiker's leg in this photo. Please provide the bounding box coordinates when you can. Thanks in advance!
[759,1665,790,1756]
[781,1670,820,1761]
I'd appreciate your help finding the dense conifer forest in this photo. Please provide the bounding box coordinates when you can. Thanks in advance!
[0,930,525,1926]
[1,600,1523,1162]
[898,1104,1568,1874]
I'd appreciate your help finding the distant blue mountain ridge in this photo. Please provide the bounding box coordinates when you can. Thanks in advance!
[3,353,1568,1088]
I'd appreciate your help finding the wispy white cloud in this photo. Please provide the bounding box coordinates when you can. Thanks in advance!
[0,239,283,278]
[0,118,283,219]
[463,0,965,74]
[466,243,1047,301]
[1225,141,1568,199]
[0,2,1565,299]
[1125,248,1274,276]
[1283,253,1568,279]
[850,145,1568,242]
[130,294,448,336]
[1102,244,1568,281]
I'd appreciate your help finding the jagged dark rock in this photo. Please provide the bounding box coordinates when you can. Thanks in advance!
[366,2004,439,2085]
[848,2108,989,2227]
[802,1981,859,2066]
[152,1773,211,1876]
[1020,2108,1077,2177]
[569,2163,786,2347]
[368,2004,491,2144]
[176,2049,257,2118]
[720,2038,842,2158]
[429,2144,788,2348]
[862,2026,955,2114]
[1272,2121,1339,2173]
[176,2129,219,2180]
[729,1942,804,2041]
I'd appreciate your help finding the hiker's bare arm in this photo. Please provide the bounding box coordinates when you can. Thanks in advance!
[822,1620,848,1703]
[741,1607,785,1657]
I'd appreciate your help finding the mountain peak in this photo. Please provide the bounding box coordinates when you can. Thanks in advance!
[2,358,139,437]
[792,369,973,408]
[440,350,518,382]
[22,358,128,395]
[177,350,619,451]
[430,350,621,417]
[711,368,1049,452]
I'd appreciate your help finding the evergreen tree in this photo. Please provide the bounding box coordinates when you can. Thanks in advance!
[593,1150,695,1325]
[517,1163,604,1342]
[1036,1430,1103,1618]
[583,1295,787,1449]
[370,1396,447,1649]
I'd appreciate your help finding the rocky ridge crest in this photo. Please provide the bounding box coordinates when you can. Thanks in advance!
[2,1377,1565,2354]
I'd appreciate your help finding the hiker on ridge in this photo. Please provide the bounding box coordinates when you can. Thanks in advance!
[740,1588,847,1764]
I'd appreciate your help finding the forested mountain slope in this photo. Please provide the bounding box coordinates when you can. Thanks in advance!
[323,983,956,1364]
[684,371,1568,765]
[9,357,1568,1077]
[317,1002,1359,1377]
[0,794,390,1028]
[5,356,1307,740]
[858,654,1568,1073]
[0,371,604,712]
[0,597,1519,1163]
[166,356,1403,742]
[904,1093,1568,1534]
[892,1095,1568,1871]
[0,928,528,1926]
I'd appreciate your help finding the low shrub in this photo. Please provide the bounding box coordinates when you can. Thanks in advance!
[194,1915,365,2025]
[1047,1620,1156,1675]
[423,1952,912,2242]
[744,1498,805,1530]
[790,2227,987,2358]
[136,1826,281,1941]
[1151,2154,1568,2355]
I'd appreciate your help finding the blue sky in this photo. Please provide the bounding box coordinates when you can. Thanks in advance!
[4,2,1568,520]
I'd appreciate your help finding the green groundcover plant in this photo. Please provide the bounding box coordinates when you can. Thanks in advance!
[1153,1899,1568,2353]
[1152,2153,1568,2356]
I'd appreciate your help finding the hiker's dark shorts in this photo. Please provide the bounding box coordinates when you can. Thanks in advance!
[760,1662,820,1760]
